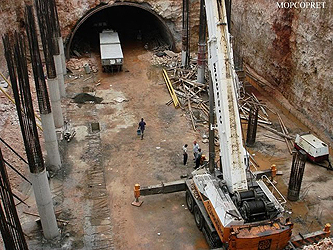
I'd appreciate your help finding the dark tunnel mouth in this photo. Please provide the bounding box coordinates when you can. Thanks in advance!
[65,2,175,58]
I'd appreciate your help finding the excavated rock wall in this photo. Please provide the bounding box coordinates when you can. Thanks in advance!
[232,0,333,143]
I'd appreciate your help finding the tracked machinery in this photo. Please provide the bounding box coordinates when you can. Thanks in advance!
[183,0,293,249]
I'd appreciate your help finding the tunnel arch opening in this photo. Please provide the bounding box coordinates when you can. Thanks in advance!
[66,2,175,58]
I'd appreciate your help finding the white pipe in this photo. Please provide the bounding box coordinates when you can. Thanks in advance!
[58,37,66,76]
[40,113,61,171]
[30,169,59,239]
[47,78,64,128]
[54,54,66,98]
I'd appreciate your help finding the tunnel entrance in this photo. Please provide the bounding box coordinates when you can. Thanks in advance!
[67,2,175,58]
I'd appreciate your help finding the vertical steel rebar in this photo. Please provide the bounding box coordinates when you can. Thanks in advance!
[35,0,64,127]
[3,32,59,239]
[0,148,29,250]
[25,5,62,170]
[25,5,51,115]
[197,0,206,84]
[182,0,190,67]
[246,105,259,147]
[225,0,232,32]
[288,150,307,201]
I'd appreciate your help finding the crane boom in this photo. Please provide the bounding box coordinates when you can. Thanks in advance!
[204,0,247,193]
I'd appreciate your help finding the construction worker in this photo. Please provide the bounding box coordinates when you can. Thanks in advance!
[195,148,202,169]
[183,144,188,165]
[138,118,146,140]
[193,141,200,160]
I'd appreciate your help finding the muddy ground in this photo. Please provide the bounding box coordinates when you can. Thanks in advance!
[0,40,332,249]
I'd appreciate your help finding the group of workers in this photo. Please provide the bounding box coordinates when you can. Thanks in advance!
[138,118,205,168]
[183,141,205,169]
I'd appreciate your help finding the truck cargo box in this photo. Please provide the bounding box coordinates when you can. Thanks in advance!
[99,30,123,72]
[294,134,329,162]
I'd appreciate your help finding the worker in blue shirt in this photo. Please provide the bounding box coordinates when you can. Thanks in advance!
[138,118,146,140]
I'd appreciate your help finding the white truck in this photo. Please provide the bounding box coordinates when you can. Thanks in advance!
[99,30,123,72]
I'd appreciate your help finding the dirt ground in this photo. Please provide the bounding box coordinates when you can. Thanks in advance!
[0,40,332,249]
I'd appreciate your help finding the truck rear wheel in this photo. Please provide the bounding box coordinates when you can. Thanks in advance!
[186,190,194,213]
[194,205,203,230]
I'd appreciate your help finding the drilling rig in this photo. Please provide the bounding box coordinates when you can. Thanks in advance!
[183,0,293,249]
[138,0,293,249]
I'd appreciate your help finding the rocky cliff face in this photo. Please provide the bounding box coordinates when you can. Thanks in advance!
[232,0,332,143]
[0,0,331,143]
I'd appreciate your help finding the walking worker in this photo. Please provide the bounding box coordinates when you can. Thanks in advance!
[182,144,188,165]
[138,118,146,140]
[195,148,203,169]
[193,141,200,160]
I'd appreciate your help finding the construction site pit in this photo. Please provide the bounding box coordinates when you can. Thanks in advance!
[0,40,332,249]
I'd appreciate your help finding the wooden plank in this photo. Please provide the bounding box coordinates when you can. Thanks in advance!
[277,113,292,154]
[262,134,285,142]
[140,180,186,195]
[259,124,294,140]
[188,97,196,131]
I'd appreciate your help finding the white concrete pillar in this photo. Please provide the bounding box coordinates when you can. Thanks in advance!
[47,78,64,128]
[31,169,59,239]
[181,51,187,67]
[54,54,66,98]
[197,67,205,84]
[58,37,66,76]
[40,113,61,171]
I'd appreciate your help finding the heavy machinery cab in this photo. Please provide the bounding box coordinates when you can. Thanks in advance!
[186,168,293,249]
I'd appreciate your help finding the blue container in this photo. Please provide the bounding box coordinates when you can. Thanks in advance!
[137,129,141,135]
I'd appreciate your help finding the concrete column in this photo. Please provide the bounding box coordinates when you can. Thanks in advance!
[40,113,61,171]
[181,51,187,67]
[31,169,59,239]
[58,37,66,76]
[54,54,65,98]
[47,78,64,128]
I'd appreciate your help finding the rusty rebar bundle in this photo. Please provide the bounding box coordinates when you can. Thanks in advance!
[35,0,58,78]
[25,5,51,114]
[0,147,28,250]
[246,105,259,147]
[288,150,307,201]
[49,0,61,37]
[3,33,45,174]
[182,0,190,67]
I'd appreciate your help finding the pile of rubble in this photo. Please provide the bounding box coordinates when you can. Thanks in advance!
[303,237,333,250]
[152,50,209,132]
[152,49,296,156]
[239,91,295,154]
[66,58,98,73]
